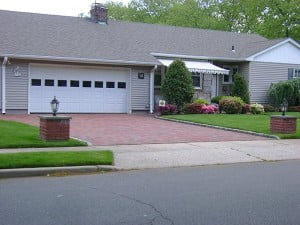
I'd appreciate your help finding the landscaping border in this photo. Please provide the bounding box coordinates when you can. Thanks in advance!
[155,115,280,140]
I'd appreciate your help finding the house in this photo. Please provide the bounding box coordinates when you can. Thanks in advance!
[1,4,300,114]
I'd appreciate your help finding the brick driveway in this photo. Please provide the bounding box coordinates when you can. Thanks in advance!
[0,114,269,145]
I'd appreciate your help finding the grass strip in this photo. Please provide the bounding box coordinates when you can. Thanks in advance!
[0,151,113,169]
[0,120,87,148]
[164,112,300,139]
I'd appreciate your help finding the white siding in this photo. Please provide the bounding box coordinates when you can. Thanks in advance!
[249,61,300,103]
[6,62,28,110]
[131,69,150,110]
[239,62,249,82]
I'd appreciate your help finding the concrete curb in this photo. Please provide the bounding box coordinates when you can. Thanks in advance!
[0,165,121,178]
[155,115,280,140]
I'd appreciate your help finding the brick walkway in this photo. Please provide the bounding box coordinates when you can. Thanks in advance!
[0,114,269,145]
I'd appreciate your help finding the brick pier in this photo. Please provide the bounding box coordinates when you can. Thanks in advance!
[40,116,72,141]
[270,115,297,134]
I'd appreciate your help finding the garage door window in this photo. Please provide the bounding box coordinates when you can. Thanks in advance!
[58,80,67,87]
[83,81,91,88]
[95,81,103,88]
[70,80,79,87]
[118,82,126,89]
[45,79,54,86]
[106,82,115,88]
[31,79,41,86]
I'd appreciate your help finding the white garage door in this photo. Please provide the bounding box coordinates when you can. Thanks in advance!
[29,65,130,113]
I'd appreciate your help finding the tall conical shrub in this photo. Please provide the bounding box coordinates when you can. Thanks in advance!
[161,60,194,111]
[232,73,250,103]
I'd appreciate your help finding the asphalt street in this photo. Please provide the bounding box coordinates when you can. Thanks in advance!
[1,160,300,225]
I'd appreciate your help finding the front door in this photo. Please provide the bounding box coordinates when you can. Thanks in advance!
[211,74,218,98]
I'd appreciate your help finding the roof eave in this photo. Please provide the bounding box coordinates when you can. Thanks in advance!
[0,53,158,67]
[151,52,248,62]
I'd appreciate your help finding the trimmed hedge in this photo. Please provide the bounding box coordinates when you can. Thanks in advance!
[219,96,244,114]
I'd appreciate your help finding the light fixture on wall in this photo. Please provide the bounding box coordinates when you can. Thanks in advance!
[13,66,21,77]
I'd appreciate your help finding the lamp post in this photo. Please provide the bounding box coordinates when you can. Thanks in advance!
[50,96,59,116]
[281,99,288,116]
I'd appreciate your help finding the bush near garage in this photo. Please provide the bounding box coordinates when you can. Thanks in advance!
[219,96,244,114]
[193,98,209,105]
[183,103,218,114]
[263,104,276,112]
[268,78,300,107]
[250,103,264,114]
[288,106,300,112]
[157,104,177,115]
[211,95,224,104]
[232,73,250,104]
[242,104,251,114]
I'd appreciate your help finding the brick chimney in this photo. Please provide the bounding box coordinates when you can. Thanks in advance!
[90,3,108,24]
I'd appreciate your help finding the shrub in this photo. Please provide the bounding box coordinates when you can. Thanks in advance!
[242,104,251,114]
[201,104,218,114]
[183,103,203,114]
[194,98,209,105]
[232,73,250,103]
[211,96,224,104]
[288,106,300,112]
[161,60,194,111]
[250,103,264,114]
[219,96,244,114]
[157,104,177,115]
[263,104,275,112]
[268,78,300,107]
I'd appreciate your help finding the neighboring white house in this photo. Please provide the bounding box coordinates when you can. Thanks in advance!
[1,4,300,114]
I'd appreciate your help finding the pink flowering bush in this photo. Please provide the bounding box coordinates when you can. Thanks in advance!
[183,103,218,114]
[157,104,177,115]
[201,104,218,114]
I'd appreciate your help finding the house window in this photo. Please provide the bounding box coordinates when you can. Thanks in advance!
[223,66,238,84]
[293,69,300,78]
[191,72,202,88]
[58,80,67,87]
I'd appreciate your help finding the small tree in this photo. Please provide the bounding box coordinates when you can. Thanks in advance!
[232,73,250,103]
[161,60,194,111]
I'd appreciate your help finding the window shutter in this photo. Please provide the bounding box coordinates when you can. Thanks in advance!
[288,68,294,80]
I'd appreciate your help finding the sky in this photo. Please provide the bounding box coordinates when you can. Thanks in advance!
[0,0,129,17]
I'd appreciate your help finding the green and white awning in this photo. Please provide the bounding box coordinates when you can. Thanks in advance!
[158,59,229,75]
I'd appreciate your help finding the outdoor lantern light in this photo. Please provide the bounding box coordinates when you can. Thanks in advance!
[281,98,288,116]
[50,96,59,116]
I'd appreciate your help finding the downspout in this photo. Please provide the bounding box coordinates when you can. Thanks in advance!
[149,65,157,113]
[1,57,8,114]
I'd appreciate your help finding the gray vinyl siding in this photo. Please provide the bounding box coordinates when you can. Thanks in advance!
[238,62,249,82]
[6,62,28,110]
[131,69,150,110]
[0,62,2,110]
[249,61,300,103]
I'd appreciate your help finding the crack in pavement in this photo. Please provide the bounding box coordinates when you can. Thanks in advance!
[229,147,267,162]
[114,193,175,225]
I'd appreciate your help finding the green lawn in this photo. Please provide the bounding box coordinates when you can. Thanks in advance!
[0,120,87,148]
[164,112,300,139]
[0,151,113,169]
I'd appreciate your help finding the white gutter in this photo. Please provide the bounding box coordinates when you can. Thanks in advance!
[0,53,158,67]
[149,65,157,113]
[1,57,8,114]
[151,52,247,62]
